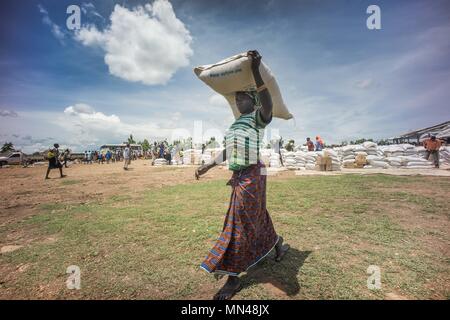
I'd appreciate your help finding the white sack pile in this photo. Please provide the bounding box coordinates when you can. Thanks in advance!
[397,156,434,169]
[182,149,202,165]
[269,152,281,168]
[338,142,382,168]
[260,149,272,167]
[281,149,309,170]
[294,151,307,170]
[378,144,434,169]
[439,146,450,166]
[304,152,318,170]
[154,158,168,166]
[322,149,341,171]
[281,150,297,170]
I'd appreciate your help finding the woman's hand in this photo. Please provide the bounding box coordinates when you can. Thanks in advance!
[248,50,261,70]
[195,164,210,180]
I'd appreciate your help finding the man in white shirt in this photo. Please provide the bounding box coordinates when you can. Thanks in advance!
[123,144,131,170]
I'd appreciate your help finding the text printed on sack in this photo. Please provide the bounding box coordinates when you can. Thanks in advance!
[209,68,243,78]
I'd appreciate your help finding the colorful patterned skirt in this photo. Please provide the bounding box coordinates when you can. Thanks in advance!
[201,162,279,276]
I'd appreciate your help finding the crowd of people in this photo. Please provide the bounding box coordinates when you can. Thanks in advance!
[81,148,140,164]
[43,133,444,179]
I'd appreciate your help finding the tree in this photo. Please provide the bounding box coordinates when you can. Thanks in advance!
[1,142,14,153]
[140,139,151,152]
[377,139,390,146]
[127,134,136,145]
[354,138,374,145]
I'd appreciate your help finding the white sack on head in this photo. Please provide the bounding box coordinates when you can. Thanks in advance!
[194,52,292,120]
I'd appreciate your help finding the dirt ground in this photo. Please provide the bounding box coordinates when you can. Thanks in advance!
[0,160,449,300]
[1,160,449,227]
[0,161,225,227]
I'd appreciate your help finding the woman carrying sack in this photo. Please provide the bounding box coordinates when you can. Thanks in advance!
[195,50,289,300]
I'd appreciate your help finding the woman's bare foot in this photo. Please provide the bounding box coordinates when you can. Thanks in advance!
[275,236,290,262]
[213,275,241,300]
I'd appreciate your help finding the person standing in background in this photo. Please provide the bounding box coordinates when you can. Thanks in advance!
[306,137,315,151]
[123,144,131,170]
[106,150,112,164]
[315,136,324,151]
[424,135,443,168]
[45,143,65,179]
[62,149,70,168]
[159,142,165,158]
[278,137,284,166]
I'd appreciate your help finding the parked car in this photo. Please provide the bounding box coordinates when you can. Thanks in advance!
[0,152,23,166]
[0,152,45,167]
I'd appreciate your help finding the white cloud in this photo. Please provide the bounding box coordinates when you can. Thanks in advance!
[81,3,104,20]
[63,104,121,126]
[208,94,229,109]
[58,103,181,147]
[38,4,66,43]
[64,103,95,115]
[355,78,374,89]
[0,109,18,117]
[75,0,193,85]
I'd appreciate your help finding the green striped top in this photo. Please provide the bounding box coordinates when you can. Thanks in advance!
[225,109,269,171]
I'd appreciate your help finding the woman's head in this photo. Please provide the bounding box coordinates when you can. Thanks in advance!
[235,91,256,114]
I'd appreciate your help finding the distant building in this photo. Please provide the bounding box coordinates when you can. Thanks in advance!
[392,120,450,144]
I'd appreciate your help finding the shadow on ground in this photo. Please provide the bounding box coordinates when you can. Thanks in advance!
[239,248,312,297]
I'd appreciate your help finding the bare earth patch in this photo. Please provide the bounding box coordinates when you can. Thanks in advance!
[0,161,449,299]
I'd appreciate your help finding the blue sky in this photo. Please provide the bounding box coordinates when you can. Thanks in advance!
[1,0,449,152]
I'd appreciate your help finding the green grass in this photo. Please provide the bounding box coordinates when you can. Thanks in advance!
[0,174,449,299]
[60,179,81,186]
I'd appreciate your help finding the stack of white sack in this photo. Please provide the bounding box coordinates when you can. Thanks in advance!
[365,155,390,169]
[411,145,449,167]
[269,152,281,168]
[414,146,428,158]
[399,156,434,169]
[182,149,202,165]
[260,149,272,167]
[439,146,450,166]
[385,156,403,168]
[154,158,168,166]
[294,151,307,170]
[364,144,384,169]
[379,144,415,158]
[340,145,358,168]
[281,151,298,170]
[304,152,318,170]
[182,149,192,164]
[338,142,381,168]
[294,145,309,152]
[200,150,212,165]
[323,149,341,171]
